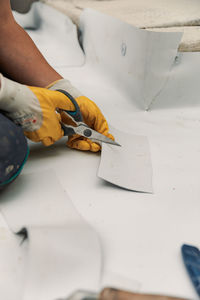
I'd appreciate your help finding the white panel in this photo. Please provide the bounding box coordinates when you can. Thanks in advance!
[79,9,182,110]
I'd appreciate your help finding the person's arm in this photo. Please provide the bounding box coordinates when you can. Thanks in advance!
[0,74,114,150]
[0,0,62,87]
[0,1,114,150]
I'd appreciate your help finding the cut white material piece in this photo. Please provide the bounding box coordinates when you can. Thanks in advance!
[0,171,101,300]
[98,128,153,193]
[13,2,85,68]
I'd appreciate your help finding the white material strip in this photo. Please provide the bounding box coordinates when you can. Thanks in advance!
[79,9,182,110]
[0,171,101,300]
[98,128,153,193]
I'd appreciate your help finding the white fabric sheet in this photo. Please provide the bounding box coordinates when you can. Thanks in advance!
[1,3,200,299]
[0,171,101,300]
[98,128,153,193]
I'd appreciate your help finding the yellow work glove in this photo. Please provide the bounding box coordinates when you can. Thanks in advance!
[47,79,114,152]
[0,74,76,146]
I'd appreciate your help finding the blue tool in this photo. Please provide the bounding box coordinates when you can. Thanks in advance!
[57,89,121,147]
[181,244,200,297]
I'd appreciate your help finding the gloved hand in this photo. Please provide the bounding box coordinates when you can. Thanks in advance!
[47,79,114,152]
[0,74,76,146]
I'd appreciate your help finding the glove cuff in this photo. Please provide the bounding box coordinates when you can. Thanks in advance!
[0,74,21,111]
[0,74,35,113]
[46,78,82,99]
[0,74,42,131]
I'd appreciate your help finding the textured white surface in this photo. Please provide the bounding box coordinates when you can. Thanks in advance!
[0,216,27,300]
[42,0,200,28]
[1,3,200,299]
[0,171,101,300]
[42,0,200,52]
[23,226,100,300]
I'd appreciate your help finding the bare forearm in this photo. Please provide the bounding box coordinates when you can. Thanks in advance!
[0,18,62,87]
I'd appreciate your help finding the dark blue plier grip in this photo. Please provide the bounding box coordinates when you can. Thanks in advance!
[56,89,83,136]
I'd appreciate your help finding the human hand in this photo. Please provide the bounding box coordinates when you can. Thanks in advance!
[48,79,114,152]
[0,75,75,146]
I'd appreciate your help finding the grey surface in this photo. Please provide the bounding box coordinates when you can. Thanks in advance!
[10,0,38,13]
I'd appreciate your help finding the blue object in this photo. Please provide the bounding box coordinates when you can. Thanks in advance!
[56,89,83,122]
[0,113,29,188]
[181,244,200,297]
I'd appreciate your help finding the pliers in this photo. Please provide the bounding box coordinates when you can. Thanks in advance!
[57,89,121,147]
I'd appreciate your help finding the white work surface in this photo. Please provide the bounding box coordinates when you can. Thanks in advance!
[1,3,200,299]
